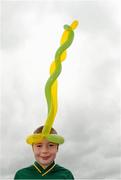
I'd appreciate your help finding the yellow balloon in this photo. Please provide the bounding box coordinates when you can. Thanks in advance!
[42,61,58,136]
[42,20,79,137]
[70,20,79,30]
[50,61,58,118]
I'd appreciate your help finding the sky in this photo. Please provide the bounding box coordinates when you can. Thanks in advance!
[1,0,121,179]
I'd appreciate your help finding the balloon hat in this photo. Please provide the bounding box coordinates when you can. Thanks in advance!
[26,20,78,145]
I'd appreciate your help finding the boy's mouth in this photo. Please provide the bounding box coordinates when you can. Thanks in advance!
[41,156,51,160]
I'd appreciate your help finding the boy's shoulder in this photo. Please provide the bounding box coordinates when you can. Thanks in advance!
[55,164,72,171]
[54,164,74,177]
[15,165,33,173]
[14,165,34,179]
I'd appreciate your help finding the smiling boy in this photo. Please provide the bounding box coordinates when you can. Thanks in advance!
[14,126,74,179]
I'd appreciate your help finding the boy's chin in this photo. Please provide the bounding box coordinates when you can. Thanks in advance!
[38,159,53,166]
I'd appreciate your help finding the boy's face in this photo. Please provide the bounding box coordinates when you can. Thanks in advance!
[32,139,58,167]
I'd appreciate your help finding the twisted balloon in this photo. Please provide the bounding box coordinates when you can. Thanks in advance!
[42,20,78,137]
[26,20,78,145]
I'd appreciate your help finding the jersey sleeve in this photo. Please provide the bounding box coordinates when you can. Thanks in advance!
[67,170,74,179]
[14,171,21,179]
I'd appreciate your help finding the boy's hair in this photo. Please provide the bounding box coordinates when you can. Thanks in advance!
[33,125,57,135]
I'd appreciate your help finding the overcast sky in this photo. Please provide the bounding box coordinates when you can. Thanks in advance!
[1,0,121,179]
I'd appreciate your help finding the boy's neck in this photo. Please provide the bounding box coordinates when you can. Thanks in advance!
[37,161,54,169]
[40,164,47,169]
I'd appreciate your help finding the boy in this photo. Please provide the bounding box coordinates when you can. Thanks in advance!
[14,126,74,179]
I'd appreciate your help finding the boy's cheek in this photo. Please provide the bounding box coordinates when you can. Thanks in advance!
[33,151,40,157]
[32,147,39,155]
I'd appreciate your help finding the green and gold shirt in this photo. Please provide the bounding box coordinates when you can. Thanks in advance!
[14,161,74,179]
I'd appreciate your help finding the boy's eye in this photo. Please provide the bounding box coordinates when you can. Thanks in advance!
[49,144,55,147]
[36,144,42,147]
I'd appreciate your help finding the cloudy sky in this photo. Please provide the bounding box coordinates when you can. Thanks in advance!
[1,0,121,179]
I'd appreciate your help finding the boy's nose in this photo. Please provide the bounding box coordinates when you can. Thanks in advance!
[41,146,48,153]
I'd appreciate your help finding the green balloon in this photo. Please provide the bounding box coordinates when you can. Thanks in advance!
[42,25,75,136]
[45,25,74,115]
[47,134,64,144]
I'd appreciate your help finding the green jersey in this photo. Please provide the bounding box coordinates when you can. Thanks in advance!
[14,161,74,179]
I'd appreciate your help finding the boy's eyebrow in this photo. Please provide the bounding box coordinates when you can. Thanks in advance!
[48,142,57,145]
[35,143,43,145]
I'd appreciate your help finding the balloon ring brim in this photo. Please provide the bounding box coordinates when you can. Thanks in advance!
[26,133,64,145]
